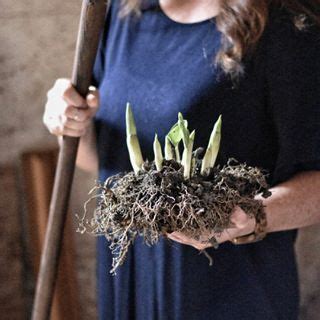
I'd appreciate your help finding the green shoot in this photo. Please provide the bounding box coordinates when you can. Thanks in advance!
[178,113,193,178]
[167,120,188,146]
[182,130,195,179]
[165,135,174,160]
[178,112,190,148]
[153,134,163,171]
[175,146,181,163]
[167,117,188,163]
[126,103,144,174]
[201,115,222,175]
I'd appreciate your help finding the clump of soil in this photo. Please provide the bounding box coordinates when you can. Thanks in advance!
[78,152,270,274]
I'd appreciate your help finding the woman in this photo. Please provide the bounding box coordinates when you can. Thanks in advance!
[43,0,320,319]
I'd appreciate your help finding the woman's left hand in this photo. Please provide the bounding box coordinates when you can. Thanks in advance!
[166,206,256,250]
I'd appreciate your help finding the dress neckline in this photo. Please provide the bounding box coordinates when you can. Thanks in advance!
[156,0,217,27]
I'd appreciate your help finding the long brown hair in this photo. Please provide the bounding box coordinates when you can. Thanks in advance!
[121,0,320,76]
[216,0,320,77]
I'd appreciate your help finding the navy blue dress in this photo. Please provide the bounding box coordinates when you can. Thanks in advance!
[93,1,320,319]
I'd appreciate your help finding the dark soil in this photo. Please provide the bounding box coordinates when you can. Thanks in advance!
[78,153,271,274]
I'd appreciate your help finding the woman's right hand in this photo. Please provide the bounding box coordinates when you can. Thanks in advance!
[43,78,99,137]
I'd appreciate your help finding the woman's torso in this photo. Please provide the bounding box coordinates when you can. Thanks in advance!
[92,1,311,319]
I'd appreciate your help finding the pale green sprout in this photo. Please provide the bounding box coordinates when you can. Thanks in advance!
[164,136,174,160]
[200,115,222,176]
[182,130,195,179]
[175,146,181,163]
[178,113,195,179]
[126,104,221,179]
[178,112,190,148]
[167,118,188,163]
[153,134,163,171]
[126,103,144,175]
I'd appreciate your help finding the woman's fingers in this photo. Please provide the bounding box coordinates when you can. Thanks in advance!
[64,105,91,122]
[49,78,86,107]
[229,206,256,234]
[87,86,99,110]
[60,115,89,130]
[44,79,100,138]
[167,232,211,250]
[52,126,87,138]
[167,207,257,250]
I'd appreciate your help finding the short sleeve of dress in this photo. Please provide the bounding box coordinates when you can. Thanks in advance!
[265,16,320,185]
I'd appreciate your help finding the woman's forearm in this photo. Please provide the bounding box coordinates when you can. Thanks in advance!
[76,121,99,173]
[258,170,320,233]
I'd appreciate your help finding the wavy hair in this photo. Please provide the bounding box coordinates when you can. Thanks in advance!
[121,0,320,76]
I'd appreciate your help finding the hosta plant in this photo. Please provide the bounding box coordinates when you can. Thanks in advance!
[78,103,271,274]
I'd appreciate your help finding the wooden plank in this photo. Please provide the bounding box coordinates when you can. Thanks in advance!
[0,166,26,319]
[20,149,80,320]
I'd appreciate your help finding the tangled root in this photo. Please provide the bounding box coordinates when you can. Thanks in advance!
[78,158,270,274]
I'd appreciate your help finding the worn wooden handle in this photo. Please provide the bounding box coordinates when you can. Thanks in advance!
[32,1,108,319]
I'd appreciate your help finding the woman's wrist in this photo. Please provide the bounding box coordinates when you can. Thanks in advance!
[76,120,99,173]
[230,210,267,245]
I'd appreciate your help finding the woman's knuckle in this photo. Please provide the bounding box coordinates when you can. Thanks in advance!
[84,111,92,121]
[61,117,67,126]
[62,85,73,100]
[74,108,83,118]
[64,105,73,116]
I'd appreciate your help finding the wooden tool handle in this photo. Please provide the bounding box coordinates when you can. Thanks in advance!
[32,1,108,319]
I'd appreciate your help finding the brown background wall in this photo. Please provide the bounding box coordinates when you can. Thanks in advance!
[0,1,97,319]
[0,1,319,319]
